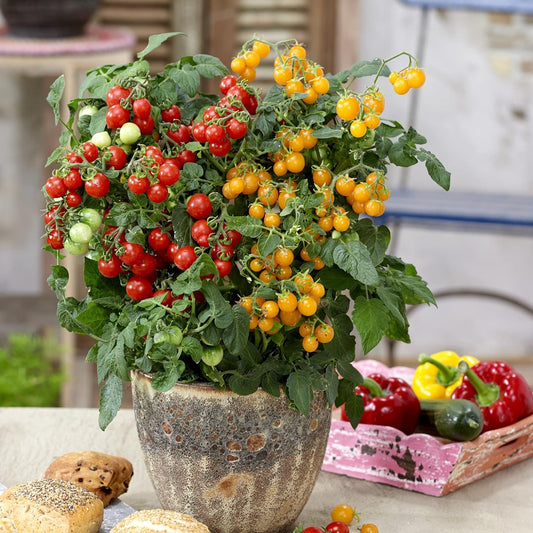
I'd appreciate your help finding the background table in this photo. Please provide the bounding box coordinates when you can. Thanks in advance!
[0,407,531,532]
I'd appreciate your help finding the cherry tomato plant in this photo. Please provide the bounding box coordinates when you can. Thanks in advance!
[44,32,449,430]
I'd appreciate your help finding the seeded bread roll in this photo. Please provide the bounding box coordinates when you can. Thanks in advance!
[110,509,211,533]
[43,450,133,506]
[0,478,103,533]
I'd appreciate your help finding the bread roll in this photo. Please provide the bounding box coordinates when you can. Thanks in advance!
[43,450,133,506]
[0,478,103,533]
[110,509,211,533]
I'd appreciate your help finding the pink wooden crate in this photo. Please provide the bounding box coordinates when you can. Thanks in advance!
[322,359,533,496]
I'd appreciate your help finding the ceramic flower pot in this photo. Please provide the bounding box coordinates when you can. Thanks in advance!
[131,370,332,533]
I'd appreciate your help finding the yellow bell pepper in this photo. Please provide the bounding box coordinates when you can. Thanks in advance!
[412,350,479,400]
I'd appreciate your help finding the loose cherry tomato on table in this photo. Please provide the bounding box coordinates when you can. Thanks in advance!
[301,528,324,533]
[325,521,350,533]
[361,524,379,533]
[330,504,355,525]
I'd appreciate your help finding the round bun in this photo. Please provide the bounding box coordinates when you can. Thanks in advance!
[110,509,211,533]
[0,478,104,533]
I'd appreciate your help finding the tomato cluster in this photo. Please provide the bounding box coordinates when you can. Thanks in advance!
[273,44,330,105]
[230,39,271,82]
[44,36,431,365]
[388,66,426,94]
[191,75,258,157]
[298,503,379,533]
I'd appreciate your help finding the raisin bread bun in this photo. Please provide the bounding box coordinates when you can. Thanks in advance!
[110,509,211,533]
[0,478,103,533]
[43,450,133,506]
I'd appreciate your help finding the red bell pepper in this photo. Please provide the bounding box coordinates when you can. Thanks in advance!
[341,373,421,434]
[452,360,533,433]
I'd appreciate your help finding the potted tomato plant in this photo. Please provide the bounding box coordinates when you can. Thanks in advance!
[43,33,449,533]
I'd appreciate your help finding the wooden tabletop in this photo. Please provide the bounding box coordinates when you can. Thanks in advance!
[1,407,532,532]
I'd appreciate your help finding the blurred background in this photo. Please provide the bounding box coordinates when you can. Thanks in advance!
[0,0,531,407]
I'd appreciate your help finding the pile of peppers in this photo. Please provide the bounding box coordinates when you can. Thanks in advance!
[342,351,533,437]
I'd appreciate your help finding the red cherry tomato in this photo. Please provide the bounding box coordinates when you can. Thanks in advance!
[157,161,180,186]
[191,219,213,247]
[147,183,169,203]
[98,255,122,278]
[106,104,130,129]
[105,145,127,170]
[82,141,99,163]
[326,522,350,533]
[106,85,131,107]
[84,172,109,198]
[186,193,212,219]
[133,115,155,135]
[119,242,144,266]
[126,276,153,301]
[148,228,171,252]
[174,246,197,270]
[161,104,181,123]
[132,98,152,119]
[45,175,67,198]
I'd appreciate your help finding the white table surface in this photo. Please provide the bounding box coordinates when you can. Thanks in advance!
[1,407,532,533]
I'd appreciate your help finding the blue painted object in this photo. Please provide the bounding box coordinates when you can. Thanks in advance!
[379,188,533,234]
[401,0,533,14]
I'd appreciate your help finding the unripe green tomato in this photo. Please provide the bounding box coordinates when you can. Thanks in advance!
[79,208,102,232]
[201,345,224,366]
[63,237,89,256]
[153,332,170,344]
[331,229,342,240]
[119,122,141,145]
[69,222,93,244]
[79,105,98,117]
[167,326,183,345]
[91,131,112,149]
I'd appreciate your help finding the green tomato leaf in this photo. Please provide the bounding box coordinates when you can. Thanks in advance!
[258,232,282,258]
[192,54,229,78]
[224,304,251,355]
[225,216,263,238]
[170,64,201,97]
[418,148,451,191]
[333,241,379,286]
[228,371,262,396]
[286,371,313,415]
[47,75,65,125]
[311,126,343,139]
[74,303,111,337]
[47,265,69,298]
[137,32,184,60]
[355,219,390,265]
[350,58,389,78]
[181,336,204,363]
[98,374,123,430]
[352,296,391,354]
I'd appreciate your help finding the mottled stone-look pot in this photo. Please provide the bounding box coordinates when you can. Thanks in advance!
[131,371,332,533]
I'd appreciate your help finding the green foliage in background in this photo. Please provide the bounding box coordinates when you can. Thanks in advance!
[0,334,65,407]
